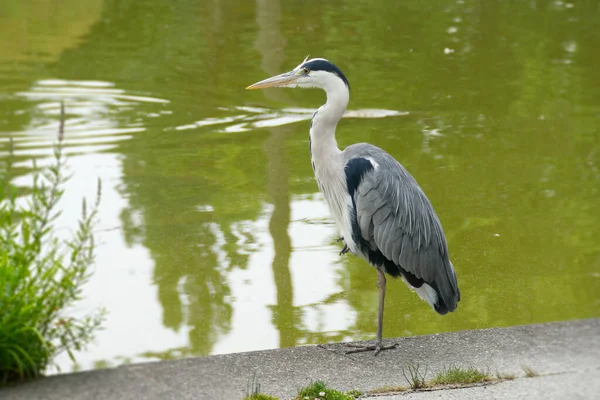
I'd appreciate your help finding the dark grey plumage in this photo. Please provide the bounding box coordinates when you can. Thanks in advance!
[343,143,460,314]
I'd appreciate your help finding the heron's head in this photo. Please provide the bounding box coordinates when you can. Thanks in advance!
[246,56,350,92]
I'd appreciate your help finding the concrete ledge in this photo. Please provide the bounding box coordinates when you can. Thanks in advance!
[2,319,599,400]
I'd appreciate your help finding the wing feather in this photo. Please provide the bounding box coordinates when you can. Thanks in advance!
[343,143,460,313]
[392,233,404,265]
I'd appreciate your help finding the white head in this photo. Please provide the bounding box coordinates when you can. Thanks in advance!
[246,56,350,93]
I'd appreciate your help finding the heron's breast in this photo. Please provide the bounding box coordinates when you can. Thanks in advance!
[314,172,357,251]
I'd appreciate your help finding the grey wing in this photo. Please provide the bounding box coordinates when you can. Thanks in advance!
[344,143,460,313]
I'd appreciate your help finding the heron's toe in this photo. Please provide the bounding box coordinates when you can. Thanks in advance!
[344,342,398,356]
[340,243,350,256]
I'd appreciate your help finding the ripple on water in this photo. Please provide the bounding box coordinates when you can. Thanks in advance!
[173,106,409,133]
[1,79,169,160]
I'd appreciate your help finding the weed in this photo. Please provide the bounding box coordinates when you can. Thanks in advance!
[0,103,104,385]
[431,366,491,385]
[295,380,358,400]
[243,394,279,400]
[522,366,538,377]
[495,370,516,380]
[244,373,278,400]
[344,389,363,398]
[369,385,408,394]
[401,361,428,389]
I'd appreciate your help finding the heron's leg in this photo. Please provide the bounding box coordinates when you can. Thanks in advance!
[345,269,398,355]
[375,268,386,344]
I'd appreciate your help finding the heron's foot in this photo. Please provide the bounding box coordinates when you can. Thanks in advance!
[336,236,344,242]
[344,341,398,356]
[339,243,350,256]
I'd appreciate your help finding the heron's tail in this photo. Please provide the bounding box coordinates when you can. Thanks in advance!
[432,260,460,315]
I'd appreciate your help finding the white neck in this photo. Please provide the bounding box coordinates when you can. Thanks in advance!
[308,78,354,249]
[309,78,349,164]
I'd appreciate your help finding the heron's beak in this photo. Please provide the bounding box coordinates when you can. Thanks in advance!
[246,71,299,90]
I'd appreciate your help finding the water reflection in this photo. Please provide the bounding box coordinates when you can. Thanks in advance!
[174,106,407,133]
[254,0,298,347]
[0,0,598,373]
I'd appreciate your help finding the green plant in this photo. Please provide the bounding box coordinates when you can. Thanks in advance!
[431,366,491,385]
[243,393,279,400]
[295,380,357,400]
[401,361,428,390]
[244,373,279,400]
[522,366,538,378]
[344,389,363,398]
[495,370,516,380]
[0,104,105,385]
[369,385,408,394]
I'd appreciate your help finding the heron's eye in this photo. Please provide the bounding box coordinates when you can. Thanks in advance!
[302,68,310,75]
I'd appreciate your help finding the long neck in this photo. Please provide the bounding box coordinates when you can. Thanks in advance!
[309,81,349,167]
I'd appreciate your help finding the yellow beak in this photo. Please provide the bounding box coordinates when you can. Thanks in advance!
[246,71,299,90]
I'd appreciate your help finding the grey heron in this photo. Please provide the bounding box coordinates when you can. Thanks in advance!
[247,57,460,355]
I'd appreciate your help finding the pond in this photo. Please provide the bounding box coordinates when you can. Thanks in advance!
[1,0,599,372]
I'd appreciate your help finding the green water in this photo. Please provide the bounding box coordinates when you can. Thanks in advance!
[1,0,599,372]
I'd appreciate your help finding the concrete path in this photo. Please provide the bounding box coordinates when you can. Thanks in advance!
[2,319,599,400]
